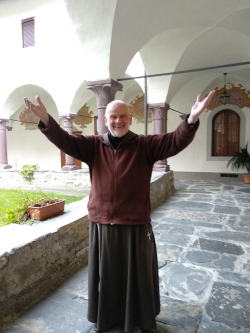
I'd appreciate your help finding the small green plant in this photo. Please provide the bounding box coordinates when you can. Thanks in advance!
[0,188,54,226]
[227,143,250,175]
[19,164,39,183]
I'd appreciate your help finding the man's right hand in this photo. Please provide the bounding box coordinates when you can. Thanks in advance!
[24,96,50,127]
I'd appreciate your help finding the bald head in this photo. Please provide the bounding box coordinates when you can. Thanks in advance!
[105,100,129,115]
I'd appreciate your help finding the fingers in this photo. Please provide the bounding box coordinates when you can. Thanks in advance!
[196,90,215,104]
[24,96,40,112]
[24,97,31,110]
[204,90,216,106]
[36,95,43,107]
[196,94,202,103]
[23,97,37,114]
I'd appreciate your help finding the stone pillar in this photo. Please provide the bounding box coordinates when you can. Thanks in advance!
[59,113,79,171]
[86,79,123,135]
[148,103,170,172]
[0,119,12,169]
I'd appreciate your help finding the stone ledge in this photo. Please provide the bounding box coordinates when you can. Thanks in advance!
[0,171,175,329]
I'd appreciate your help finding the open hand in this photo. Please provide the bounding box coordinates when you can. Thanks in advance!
[189,90,215,123]
[24,96,50,127]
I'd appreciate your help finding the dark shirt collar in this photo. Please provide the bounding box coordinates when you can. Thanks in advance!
[108,132,125,149]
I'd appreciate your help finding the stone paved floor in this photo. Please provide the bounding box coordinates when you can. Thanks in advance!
[3,180,250,333]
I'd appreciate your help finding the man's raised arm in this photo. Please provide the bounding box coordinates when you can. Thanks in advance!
[24,96,50,127]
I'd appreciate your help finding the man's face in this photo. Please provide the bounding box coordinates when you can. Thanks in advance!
[104,103,132,138]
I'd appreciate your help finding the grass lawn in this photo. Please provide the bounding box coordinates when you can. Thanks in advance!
[0,188,85,228]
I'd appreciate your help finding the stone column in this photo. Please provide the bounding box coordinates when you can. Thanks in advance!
[148,103,170,172]
[0,119,12,169]
[86,79,123,135]
[59,113,79,171]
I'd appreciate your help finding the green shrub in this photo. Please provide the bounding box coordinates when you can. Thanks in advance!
[19,164,39,182]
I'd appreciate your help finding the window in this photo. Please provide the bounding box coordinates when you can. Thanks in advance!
[212,110,240,156]
[22,17,35,48]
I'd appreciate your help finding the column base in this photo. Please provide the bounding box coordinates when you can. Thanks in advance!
[153,160,170,172]
[61,165,79,171]
[0,164,12,169]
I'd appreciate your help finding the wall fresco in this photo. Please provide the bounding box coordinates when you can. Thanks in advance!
[129,95,152,123]
[19,108,39,130]
[207,84,250,111]
[74,104,94,129]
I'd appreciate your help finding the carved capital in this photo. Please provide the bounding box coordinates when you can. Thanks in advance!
[148,103,169,121]
[59,113,78,120]
[59,114,78,133]
[86,79,123,108]
[0,119,9,130]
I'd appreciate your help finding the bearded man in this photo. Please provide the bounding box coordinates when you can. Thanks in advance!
[24,90,214,333]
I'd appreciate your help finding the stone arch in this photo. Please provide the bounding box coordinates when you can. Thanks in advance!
[3,85,60,170]
[2,84,58,120]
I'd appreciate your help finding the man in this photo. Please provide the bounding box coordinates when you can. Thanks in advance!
[24,90,215,333]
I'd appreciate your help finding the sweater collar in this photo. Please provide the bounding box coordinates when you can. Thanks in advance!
[102,130,137,148]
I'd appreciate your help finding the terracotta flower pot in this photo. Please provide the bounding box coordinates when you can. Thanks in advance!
[243,175,250,184]
[28,199,66,221]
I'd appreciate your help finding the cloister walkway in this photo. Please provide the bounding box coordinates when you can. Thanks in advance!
[3,180,250,333]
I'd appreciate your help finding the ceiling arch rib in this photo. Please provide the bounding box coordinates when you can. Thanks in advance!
[62,0,117,80]
[167,25,250,102]
[110,0,250,80]
[138,26,208,103]
[216,8,250,38]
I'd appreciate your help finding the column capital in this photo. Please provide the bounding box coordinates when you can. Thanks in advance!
[0,118,9,128]
[59,113,78,120]
[148,103,169,121]
[86,78,123,108]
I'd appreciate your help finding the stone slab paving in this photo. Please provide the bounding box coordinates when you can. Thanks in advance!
[154,180,250,333]
[3,180,250,333]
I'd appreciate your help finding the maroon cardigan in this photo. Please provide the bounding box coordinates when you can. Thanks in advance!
[39,115,199,225]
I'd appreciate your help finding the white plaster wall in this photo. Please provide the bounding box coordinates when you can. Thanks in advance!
[7,106,61,171]
[0,0,84,116]
[168,78,250,173]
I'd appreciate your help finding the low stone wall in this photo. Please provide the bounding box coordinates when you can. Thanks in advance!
[0,171,175,329]
[150,171,175,209]
[0,198,90,330]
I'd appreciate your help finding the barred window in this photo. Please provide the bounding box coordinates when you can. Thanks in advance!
[22,17,35,48]
[212,110,240,156]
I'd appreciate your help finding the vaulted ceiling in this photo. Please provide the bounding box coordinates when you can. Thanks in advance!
[1,0,250,115]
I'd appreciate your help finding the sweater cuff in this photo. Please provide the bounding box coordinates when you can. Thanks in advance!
[38,114,51,131]
[185,114,199,129]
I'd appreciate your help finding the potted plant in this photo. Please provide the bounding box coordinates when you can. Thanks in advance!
[28,198,66,221]
[0,188,66,226]
[227,143,250,184]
